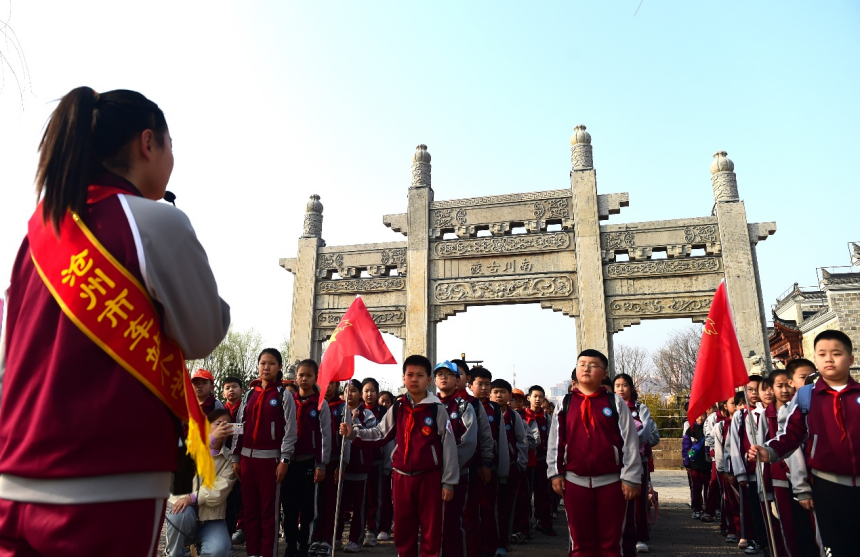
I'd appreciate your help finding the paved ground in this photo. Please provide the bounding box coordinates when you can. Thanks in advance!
[161,471,742,557]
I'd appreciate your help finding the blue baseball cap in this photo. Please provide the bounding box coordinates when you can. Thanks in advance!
[434,360,461,376]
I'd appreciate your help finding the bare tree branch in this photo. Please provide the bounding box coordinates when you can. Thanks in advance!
[651,325,703,397]
[185,325,264,389]
[612,344,653,392]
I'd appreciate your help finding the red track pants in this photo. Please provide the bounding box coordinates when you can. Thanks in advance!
[513,466,533,535]
[464,469,481,557]
[392,468,443,557]
[442,473,469,557]
[240,456,281,557]
[0,497,165,557]
[563,480,627,557]
[532,460,552,528]
[337,478,367,543]
[313,461,340,545]
[480,472,500,552]
[379,472,394,535]
[497,467,520,549]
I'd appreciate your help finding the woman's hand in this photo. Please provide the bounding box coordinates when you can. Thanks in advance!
[276,462,289,483]
[211,421,231,441]
[171,495,193,514]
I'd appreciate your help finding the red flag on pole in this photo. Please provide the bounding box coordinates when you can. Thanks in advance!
[317,296,397,409]
[686,281,750,426]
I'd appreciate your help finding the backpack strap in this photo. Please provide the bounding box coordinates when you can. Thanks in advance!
[796,384,813,415]
[457,398,469,418]
[562,393,572,416]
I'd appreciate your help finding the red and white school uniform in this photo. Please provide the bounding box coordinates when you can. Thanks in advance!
[713,414,740,538]
[458,390,494,557]
[438,393,478,557]
[525,407,552,530]
[338,405,376,544]
[313,398,351,547]
[232,379,297,557]
[479,399,510,553]
[351,391,459,557]
[547,387,643,557]
[514,407,540,537]
[0,173,229,556]
[360,402,387,537]
[498,407,529,549]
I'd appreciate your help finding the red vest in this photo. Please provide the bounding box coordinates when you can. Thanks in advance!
[440,394,468,445]
[390,397,443,475]
[328,399,346,459]
[239,381,288,453]
[294,392,323,459]
[525,408,549,460]
[559,390,623,477]
[346,406,374,475]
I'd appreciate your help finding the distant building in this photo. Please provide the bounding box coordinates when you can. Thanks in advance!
[768,242,860,378]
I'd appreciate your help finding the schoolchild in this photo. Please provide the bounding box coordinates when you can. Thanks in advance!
[683,413,710,520]
[470,367,511,557]
[359,377,386,547]
[192,369,226,416]
[341,355,459,557]
[282,359,331,557]
[375,390,395,541]
[751,330,860,556]
[547,349,643,556]
[223,375,246,540]
[490,379,528,554]
[337,380,376,553]
[702,405,721,523]
[614,373,658,555]
[511,388,540,543]
[729,374,766,553]
[166,408,237,557]
[0,87,230,555]
[451,359,495,557]
[435,361,478,557]
[750,378,785,557]
[232,348,297,557]
[310,380,351,557]
[525,385,555,536]
[714,394,741,544]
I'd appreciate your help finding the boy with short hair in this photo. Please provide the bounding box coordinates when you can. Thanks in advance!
[451,359,494,557]
[341,355,459,557]
[221,375,244,540]
[526,385,555,536]
[511,388,539,544]
[435,360,478,557]
[191,369,225,415]
[470,367,510,557]
[547,349,642,556]
[729,374,766,553]
[491,379,528,554]
[751,330,860,556]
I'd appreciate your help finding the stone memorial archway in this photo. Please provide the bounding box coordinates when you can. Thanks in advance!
[280,126,776,371]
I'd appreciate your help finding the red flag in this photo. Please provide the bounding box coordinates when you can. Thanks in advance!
[317,296,397,409]
[687,281,749,426]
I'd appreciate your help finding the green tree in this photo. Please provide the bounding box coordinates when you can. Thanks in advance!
[186,325,263,390]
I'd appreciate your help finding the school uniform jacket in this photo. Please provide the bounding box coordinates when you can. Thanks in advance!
[231,380,297,463]
[502,408,529,474]
[294,392,332,471]
[482,399,511,478]
[459,390,494,468]
[345,407,376,480]
[328,399,351,468]
[766,378,860,486]
[438,393,478,476]
[0,173,230,504]
[350,390,459,491]
[729,405,763,483]
[714,416,730,474]
[525,408,550,461]
[546,388,643,488]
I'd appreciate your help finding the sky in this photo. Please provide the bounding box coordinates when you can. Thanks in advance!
[1,1,858,394]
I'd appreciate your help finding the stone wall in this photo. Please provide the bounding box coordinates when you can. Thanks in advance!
[829,291,860,364]
[652,437,684,470]
[801,315,839,359]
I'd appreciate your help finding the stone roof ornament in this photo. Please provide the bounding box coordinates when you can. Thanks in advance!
[710,150,739,204]
[411,144,431,188]
[570,124,593,171]
[302,194,324,238]
[851,242,860,269]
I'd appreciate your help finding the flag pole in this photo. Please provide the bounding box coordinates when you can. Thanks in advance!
[332,380,348,552]
[722,278,779,556]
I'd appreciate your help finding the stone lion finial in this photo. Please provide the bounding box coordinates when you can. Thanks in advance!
[413,144,431,163]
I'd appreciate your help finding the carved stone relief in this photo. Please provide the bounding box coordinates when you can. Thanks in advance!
[430,190,570,209]
[380,248,406,267]
[302,214,323,238]
[602,232,636,250]
[683,225,718,244]
[606,257,721,277]
[317,308,406,327]
[608,296,713,316]
[434,232,570,258]
[434,274,574,302]
[318,253,344,270]
[317,277,406,294]
[533,199,570,219]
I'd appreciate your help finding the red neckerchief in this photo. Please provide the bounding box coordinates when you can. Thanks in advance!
[225,400,241,420]
[249,380,277,444]
[295,391,319,437]
[823,388,848,442]
[524,407,544,424]
[401,401,418,461]
[572,388,604,437]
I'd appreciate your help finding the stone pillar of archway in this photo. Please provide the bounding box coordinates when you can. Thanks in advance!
[405,144,437,362]
[286,195,325,362]
[570,125,610,359]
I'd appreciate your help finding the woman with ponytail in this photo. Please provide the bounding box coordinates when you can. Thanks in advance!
[0,87,230,555]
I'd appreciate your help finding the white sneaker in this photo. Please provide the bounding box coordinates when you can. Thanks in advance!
[363,531,377,547]
[376,532,391,541]
[635,542,649,553]
[344,541,363,553]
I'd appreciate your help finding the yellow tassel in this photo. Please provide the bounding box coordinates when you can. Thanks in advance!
[186,416,216,488]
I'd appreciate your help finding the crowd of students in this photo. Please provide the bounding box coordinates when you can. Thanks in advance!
[683,329,859,556]
[164,347,664,557]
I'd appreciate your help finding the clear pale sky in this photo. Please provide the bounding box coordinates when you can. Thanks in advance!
[1,1,858,393]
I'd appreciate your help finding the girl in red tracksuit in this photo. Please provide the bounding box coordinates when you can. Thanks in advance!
[284,360,332,557]
[547,350,643,557]
[338,380,377,552]
[232,349,297,557]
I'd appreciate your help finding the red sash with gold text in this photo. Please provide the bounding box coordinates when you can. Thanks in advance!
[27,186,214,486]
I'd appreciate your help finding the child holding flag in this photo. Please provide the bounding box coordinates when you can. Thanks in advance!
[338,380,377,553]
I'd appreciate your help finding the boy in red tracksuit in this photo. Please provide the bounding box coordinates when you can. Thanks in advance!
[232,348,297,557]
[338,380,377,553]
[548,349,642,556]
[525,385,555,536]
[452,359,495,557]
[491,379,528,553]
[311,380,351,557]
[512,388,539,543]
[342,355,459,557]
[752,330,860,556]
[435,360,478,557]
[470,367,511,557]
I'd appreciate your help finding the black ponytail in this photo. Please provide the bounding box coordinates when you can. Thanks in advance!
[36,86,167,232]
